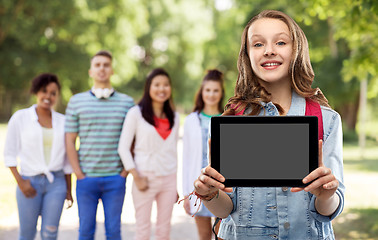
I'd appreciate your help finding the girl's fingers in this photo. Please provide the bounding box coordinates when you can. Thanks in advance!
[322,179,339,190]
[198,174,225,190]
[304,174,336,192]
[202,166,225,183]
[194,179,214,195]
[290,187,303,192]
[27,188,37,197]
[318,140,324,167]
[303,167,331,184]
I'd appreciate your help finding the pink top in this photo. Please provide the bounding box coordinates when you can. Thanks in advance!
[154,116,172,140]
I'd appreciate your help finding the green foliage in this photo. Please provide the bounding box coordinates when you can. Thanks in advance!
[0,0,92,116]
[0,0,377,126]
[301,0,378,97]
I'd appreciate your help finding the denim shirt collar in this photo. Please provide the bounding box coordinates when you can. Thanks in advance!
[257,91,305,116]
[286,91,306,116]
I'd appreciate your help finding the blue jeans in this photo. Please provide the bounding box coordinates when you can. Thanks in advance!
[76,175,126,240]
[16,171,67,240]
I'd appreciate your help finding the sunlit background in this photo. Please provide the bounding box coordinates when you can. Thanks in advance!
[1,0,377,239]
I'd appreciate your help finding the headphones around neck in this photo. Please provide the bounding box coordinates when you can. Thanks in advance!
[91,87,114,99]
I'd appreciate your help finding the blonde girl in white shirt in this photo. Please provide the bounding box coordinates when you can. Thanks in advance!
[4,73,73,240]
[118,68,179,240]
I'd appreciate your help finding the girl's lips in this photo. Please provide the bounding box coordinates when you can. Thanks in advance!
[261,61,282,70]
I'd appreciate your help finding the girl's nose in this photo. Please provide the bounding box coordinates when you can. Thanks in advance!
[264,44,276,56]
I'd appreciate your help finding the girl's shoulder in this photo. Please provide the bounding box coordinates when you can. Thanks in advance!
[128,105,141,114]
[173,111,180,126]
[185,111,198,119]
[184,111,200,123]
[10,106,35,121]
[320,105,342,138]
[320,105,341,122]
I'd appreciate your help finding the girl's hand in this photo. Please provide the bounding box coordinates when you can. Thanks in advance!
[75,172,86,180]
[66,191,74,209]
[134,176,149,191]
[194,138,232,196]
[194,166,232,196]
[291,140,339,201]
[120,169,129,178]
[18,178,37,198]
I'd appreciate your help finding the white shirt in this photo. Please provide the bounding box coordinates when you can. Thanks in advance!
[118,106,179,176]
[182,112,205,214]
[3,105,72,182]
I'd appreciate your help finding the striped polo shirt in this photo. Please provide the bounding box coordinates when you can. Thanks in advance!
[65,91,134,177]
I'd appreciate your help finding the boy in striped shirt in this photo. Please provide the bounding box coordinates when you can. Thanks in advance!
[65,50,134,240]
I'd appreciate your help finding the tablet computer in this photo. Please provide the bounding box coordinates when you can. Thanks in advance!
[211,116,318,187]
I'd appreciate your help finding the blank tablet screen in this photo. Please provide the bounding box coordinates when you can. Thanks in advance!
[211,116,318,187]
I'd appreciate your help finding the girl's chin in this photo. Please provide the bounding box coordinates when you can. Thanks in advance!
[37,104,53,110]
[153,99,169,104]
[204,102,219,107]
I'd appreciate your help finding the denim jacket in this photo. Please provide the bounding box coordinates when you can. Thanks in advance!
[218,92,345,240]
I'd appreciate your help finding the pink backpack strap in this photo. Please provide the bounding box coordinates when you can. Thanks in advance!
[230,103,245,116]
[305,98,324,141]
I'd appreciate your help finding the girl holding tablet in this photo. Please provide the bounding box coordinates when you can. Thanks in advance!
[182,69,225,240]
[118,68,180,240]
[193,10,344,240]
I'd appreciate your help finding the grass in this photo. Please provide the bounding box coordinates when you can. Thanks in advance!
[343,144,378,172]
[333,208,378,240]
[1,123,378,239]
[333,139,378,239]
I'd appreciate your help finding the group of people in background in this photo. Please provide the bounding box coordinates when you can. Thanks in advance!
[3,9,344,240]
[4,48,224,240]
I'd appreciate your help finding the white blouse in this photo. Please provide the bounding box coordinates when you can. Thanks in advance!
[3,105,72,182]
[182,112,205,214]
[118,106,179,176]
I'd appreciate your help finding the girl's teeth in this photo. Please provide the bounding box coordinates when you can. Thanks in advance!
[263,63,280,67]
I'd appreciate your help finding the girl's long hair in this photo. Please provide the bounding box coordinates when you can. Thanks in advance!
[193,69,225,114]
[223,10,329,116]
[138,68,175,129]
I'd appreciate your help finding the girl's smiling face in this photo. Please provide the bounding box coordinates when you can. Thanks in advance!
[149,75,172,104]
[202,80,223,108]
[247,18,293,87]
[36,82,59,110]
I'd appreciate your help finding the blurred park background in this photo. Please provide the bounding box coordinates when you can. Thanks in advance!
[1,0,378,239]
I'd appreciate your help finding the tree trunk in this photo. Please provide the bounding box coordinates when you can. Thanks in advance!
[0,91,13,122]
[336,96,359,131]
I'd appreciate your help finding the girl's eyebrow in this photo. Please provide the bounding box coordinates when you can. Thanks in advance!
[250,32,291,40]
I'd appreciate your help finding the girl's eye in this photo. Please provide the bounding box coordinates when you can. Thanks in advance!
[277,41,286,46]
[253,43,263,47]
